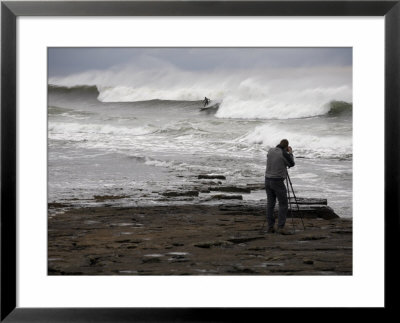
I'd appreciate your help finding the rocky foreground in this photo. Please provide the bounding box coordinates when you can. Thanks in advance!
[48,202,352,276]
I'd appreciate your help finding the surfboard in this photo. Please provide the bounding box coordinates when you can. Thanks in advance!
[200,100,220,111]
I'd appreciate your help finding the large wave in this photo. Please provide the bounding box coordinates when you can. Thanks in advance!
[239,124,352,159]
[49,61,352,120]
[48,84,98,94]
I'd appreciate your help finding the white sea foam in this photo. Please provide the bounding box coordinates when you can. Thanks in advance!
[215,85,351,119]
[144,158,182,169]
[240,124,352,158]
[48,121,154,142]
[49,62,352,120]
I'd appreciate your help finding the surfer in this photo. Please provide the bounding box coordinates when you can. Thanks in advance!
[203,97,210,107]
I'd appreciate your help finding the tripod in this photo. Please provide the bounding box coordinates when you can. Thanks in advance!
[286,172,305,231]
[260,173,305,233]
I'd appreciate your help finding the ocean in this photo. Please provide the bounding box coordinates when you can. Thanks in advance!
[48,68,352,218]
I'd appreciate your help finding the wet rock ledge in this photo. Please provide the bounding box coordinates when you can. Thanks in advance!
[48,203,352,276]
[157,174,339,220]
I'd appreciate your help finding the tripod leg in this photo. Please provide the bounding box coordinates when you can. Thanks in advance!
[260,217,267,233]
[286,176,295,233]
[287,174,305,230]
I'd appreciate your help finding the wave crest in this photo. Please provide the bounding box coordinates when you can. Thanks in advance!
[49,65,352,120]
[239,124,352,159]
[48,84,99,95]
[328,101,352,116]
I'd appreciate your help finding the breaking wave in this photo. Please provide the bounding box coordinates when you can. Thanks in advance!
[49,64,352,120]
[239,124,352,159]
[48,121,155,143]
[49,84,352,120]
[48,84,99,96]
[328,101,352,116]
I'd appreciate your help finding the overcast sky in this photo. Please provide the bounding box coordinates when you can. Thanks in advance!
[48,47,352,77]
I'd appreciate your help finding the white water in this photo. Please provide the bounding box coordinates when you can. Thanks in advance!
[48,59,352,217]
[239,123,352,159]
[49,64,352,120]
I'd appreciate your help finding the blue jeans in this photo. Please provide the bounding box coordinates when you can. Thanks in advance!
[265,178,288,228]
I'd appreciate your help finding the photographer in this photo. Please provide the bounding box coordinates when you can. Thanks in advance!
[264,139,295,234]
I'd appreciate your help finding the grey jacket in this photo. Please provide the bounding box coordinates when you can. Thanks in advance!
[265,145,295,180]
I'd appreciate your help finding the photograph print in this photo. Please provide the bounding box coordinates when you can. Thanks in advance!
[48,47,352,275]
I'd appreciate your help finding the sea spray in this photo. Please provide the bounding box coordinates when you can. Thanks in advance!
[49,63,352,120]
[238,123,352,159]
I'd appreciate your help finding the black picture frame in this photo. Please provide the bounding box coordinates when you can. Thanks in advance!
[1,1,399,321]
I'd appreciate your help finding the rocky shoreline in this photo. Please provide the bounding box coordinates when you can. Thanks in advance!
[48,200,352,276]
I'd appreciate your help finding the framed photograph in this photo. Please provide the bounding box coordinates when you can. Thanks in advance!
[2,0,398,321]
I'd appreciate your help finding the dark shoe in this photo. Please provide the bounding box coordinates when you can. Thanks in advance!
[266,226,275,233]
[276,227,293,235]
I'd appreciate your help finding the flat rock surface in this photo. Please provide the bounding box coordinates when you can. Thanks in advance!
[48,204,352,275]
